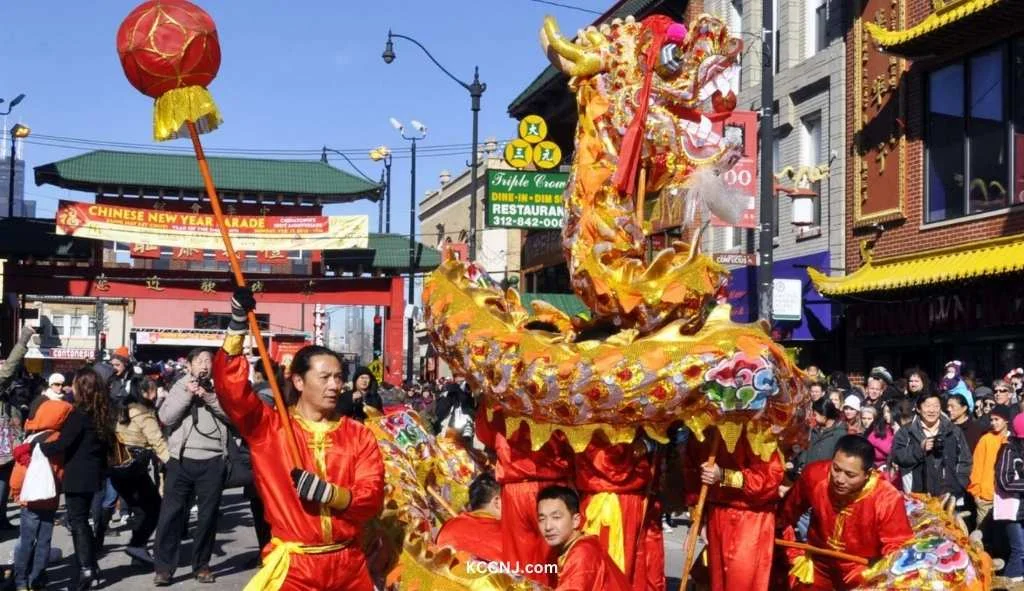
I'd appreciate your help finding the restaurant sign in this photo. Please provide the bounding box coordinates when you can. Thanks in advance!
[485,170,568,230]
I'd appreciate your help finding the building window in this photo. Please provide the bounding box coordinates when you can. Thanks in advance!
[813,0,827,53]
[926,43,1011,222]
[723,226,742,250]
[801,115,823,226]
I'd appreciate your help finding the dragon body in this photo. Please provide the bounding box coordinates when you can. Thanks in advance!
[390,12,993,591]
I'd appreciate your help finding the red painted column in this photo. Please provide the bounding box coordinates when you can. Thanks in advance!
[384,276,405,386]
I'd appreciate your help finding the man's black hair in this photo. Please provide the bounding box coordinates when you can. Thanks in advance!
[833,434,875,473]
[812,397,841,422]
[536,484,580,514]
[468,472,501,511]
[915,391,943,409]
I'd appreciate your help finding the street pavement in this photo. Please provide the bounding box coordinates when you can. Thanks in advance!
[0,491,692,590]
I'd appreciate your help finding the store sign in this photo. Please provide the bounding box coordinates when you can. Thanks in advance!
[849,282,1024,337]
[521,230,564,269]
[486,170,568,230]
[713,252,756,266]
[56,201,368,251]
[135,330,225,346]
[772,278,803,322]
[40,348,95,360]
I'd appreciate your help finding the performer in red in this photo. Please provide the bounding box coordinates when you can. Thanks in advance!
[575,431,664,590]
[778,435,912,590]
[214,289,385,591]
[435,472,503,562]
[475,407,573,584]
[684,429,785,591]
[538,485,631,591]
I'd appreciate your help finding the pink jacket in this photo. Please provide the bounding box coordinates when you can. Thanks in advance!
[867,428,895,467]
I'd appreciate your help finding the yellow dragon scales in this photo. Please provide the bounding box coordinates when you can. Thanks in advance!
[424,13,801,458]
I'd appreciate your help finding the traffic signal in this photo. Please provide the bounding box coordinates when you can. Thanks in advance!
[372,314,382,359]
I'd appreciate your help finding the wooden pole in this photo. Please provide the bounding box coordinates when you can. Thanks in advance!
[680,429,721,589]
[635,168,647,229]
[186,121,303,468]
[427,486,457,518]
[774,538,870,565]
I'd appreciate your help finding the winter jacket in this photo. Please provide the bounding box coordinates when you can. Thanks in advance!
[159,374,229,461]
[0,328,31,393]
[892,415,972,498]
[39,407,107,494]
[968,430,1008,502]
[116,402,170,463]
[995,437,1024,521]
[867,427,895,468]
[795,423,846,471]
[337,367,384,422]
[953,418,987,453]
[10,399,73,509]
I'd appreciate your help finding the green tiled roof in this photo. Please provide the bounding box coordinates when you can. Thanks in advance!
[507,0,669,115]
[35,150,382,203]
[520,292,588,317]
[323,233,441,272]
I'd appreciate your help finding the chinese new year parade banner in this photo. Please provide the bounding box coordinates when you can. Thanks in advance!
[55,201,368,251]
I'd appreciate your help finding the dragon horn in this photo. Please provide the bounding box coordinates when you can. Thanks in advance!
[541,16,603,77]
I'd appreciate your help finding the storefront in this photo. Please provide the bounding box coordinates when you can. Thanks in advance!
[727,251,836,367]
[810,234,1024,383]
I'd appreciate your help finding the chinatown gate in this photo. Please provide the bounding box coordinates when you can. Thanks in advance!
[0,150,441,386]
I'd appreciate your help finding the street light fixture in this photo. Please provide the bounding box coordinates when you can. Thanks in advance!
[7,123,30,219]
[391,118,427,385]
[383,30,486,261]
[0,94,25,116]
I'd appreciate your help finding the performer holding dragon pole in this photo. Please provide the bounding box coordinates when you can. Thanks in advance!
[575,432,664,591]
[683,428,785,591]
[214,288,385,591]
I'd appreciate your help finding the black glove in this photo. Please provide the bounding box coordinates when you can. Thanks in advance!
[291,468,331,503]
[228,287,256,334]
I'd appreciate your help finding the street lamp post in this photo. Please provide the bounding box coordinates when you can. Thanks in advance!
[7,124,30,219]
[370,146,393,233]
[757,0,776,322]
[391,118,427,386]
[382,31,486,261]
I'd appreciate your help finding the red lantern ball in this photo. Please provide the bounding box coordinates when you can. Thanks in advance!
[116,0,221,99]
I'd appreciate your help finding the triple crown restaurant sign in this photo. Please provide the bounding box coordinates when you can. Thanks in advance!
[486,170,568,230]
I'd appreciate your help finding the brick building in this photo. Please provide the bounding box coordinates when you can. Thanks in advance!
[810,0,1024,383]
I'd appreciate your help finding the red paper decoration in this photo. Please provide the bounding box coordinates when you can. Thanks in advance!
[116,0,220,99]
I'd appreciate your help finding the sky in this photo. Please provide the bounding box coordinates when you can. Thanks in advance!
[2,0,603,229]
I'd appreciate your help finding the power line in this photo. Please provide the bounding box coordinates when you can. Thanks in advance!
[526,0,602,15]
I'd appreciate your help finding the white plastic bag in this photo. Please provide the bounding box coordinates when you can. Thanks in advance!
[21,445,57,503]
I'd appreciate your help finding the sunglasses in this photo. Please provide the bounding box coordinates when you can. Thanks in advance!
[983,401,997,407]
[995,389,1011,393]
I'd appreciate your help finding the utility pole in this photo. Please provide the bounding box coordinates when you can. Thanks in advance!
[757,0,776,323]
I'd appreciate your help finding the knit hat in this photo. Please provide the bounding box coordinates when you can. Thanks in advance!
[842,395,862,412]
[1014,414,1024,438]
[991,404,1013,422]
[869,366,893,385]
[47,373,65,386]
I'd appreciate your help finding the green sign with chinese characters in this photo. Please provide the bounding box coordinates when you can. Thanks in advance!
[486,170,569,230]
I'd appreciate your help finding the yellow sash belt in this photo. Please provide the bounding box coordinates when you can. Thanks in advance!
[244,537,350,591]
[583,492,625,571]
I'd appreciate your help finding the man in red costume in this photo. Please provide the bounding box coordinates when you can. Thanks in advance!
[778,435,913,590]
[575,432,664,591]
[684,428,784,591]
[435,472,503,562]
[475,407,574,584]
[538,485,630,591]
[213,289,385,590]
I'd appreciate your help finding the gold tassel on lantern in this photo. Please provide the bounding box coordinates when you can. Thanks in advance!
[789,553,814,584]
[153,85,222,141]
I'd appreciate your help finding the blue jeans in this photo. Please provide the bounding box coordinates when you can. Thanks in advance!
[14,507,55,588]
[1005,521,1024,578]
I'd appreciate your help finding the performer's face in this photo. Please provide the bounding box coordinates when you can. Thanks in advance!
[291,354,345,413]
[829,451,870,499]
[537,498,580,548]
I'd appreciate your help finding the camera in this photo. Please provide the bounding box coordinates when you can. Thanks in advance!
[197,377,214,393]
[931,436,945,456]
